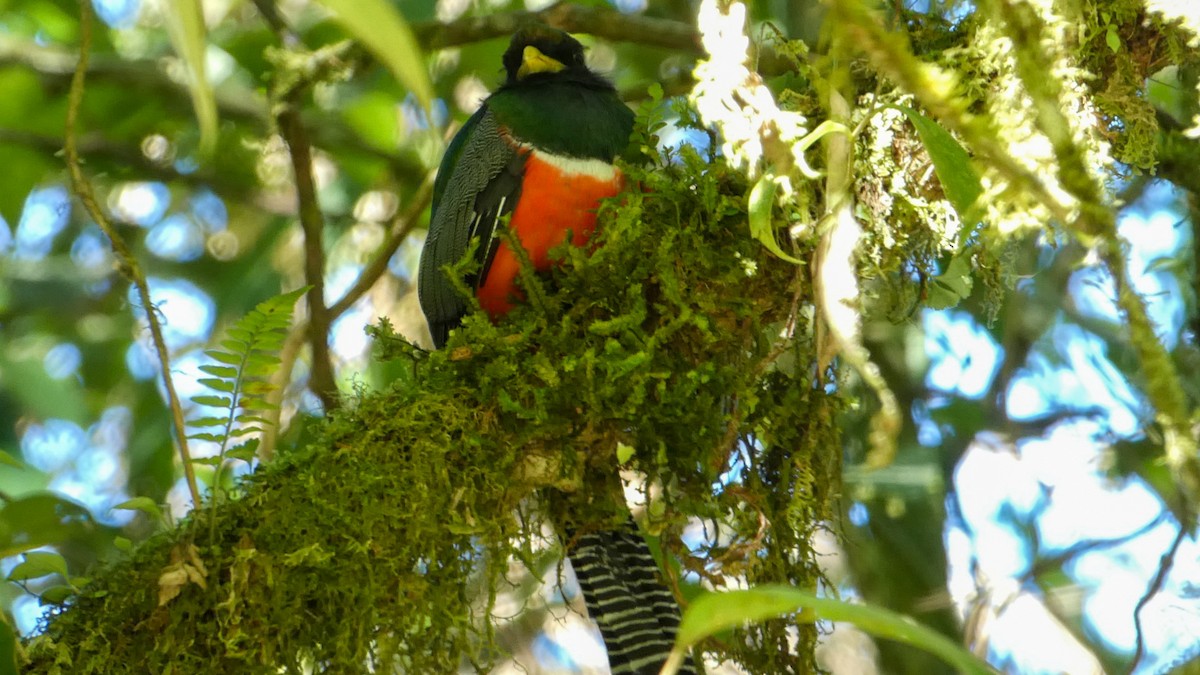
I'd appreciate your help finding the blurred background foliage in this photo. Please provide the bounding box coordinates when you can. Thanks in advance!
[0,0,1198,673]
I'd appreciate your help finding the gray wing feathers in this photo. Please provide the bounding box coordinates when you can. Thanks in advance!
[418,108,518,348]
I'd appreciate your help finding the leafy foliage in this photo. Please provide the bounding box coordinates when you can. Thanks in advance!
[186,288,308,473]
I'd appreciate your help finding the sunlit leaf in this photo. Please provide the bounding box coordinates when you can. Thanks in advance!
[198,378,235,393]
[0,493,93,558]
[663,586,995,675]
[8,550,69,582]
[926,253,974,309]
[312,0,434,113]
[199,365,238,379]
[748,172,801,264]
[893,106,982,221]
[203,350,242,366]
[162,0,218,157]
[111,497,163,521]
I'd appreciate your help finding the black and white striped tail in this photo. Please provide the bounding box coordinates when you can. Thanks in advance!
[569,524,697,675]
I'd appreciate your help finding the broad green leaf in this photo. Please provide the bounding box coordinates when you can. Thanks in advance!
[39,585,75,605]
[926,253,974,309]
[191,456,223,467]
[163,0,217,157]
[0,453,23,469]
[893,106,982,220]
[8,550,69,581]
[748,173,802,264]
[113,536,133,553]
[111,497,163,521]
[664,586,995,675]
[312,0,434,113]
[0,493,93,557]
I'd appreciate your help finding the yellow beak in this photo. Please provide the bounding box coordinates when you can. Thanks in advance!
[517,45,566,79]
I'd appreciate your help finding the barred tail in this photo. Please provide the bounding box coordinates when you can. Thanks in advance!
[568,523,697,675]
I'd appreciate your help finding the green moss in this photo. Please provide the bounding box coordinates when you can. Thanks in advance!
[25,112,840,674]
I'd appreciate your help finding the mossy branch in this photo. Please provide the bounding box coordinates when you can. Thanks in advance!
[24,143,839,675]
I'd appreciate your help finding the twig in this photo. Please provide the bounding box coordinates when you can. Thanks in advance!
[278,104,339,412]
[413,2,700,53]
[1128,518,1188,674]
[256,2,340,412]
[64,0,202,508]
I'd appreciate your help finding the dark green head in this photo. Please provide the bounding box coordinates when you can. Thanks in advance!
[500,25,610,90]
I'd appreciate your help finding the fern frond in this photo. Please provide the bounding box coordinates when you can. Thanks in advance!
[185,286,309,500]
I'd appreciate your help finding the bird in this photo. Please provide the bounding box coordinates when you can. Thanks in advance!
[417,25,697,675]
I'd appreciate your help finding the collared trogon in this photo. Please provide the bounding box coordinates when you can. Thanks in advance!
[417,26,697,675]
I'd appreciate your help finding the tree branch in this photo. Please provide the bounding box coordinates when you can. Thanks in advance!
[413,2,700,53]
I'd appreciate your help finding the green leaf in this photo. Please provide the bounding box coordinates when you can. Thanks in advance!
[187,416,229,429]
[203,350,243,366]
[616,442,636,464]
[8,550,69,581]
[665,586,995,675]
[191,456,223,467]
[38,585,75,605]
[892,106,982,221]
[199,364,238,379]
[0,453,23,469]
[0,615,16,675]
[111,497,163,521]
[748,173,802,264]
[226,439,260,463]
[926,253,974,309]
[0,493,93,558]
[187,432,225,443]
[1106,24,1121,53]
[221,336,250,352]
[198,378,235,393]
[312,0,433,114]
[162,0,217,157]
[190,395,233,408]
[113,536,133,553]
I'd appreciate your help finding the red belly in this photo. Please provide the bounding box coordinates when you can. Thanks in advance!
[477,153,624,319]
